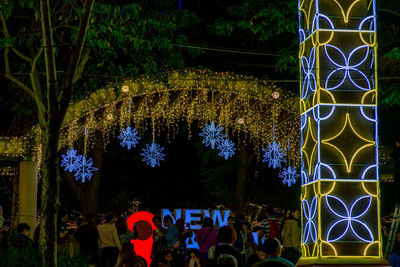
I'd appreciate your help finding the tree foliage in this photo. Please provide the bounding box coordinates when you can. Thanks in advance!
[209,0,298,74]
[1,0,201,265]
[377,1,400,107]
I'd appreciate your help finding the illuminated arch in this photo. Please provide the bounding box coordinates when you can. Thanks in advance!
[0,70,300,166]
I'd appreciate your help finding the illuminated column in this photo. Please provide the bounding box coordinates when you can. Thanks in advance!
[298,0,387,265]
[19,160,38,238]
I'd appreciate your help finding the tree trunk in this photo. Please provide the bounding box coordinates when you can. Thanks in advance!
[235,142,251,215]
[63,131,103,215]
[39,120,62,267]
[11,170,19,230]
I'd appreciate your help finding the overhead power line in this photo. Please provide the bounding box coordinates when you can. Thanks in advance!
[172,44,282,57]
[0,72,400,83]
[0,43,283,57]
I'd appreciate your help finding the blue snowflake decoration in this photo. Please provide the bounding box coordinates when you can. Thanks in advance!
[217,139,236,160]
[199,121,226,149]
[118,126,141,150]
[279,166,299,187]
[140,142,165,167]
[262,141,286,169]
[74,155,98,183]
[60,149,79,172]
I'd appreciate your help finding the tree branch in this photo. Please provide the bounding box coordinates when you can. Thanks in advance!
[72,47,91,84]
[1,15,32,63]
[3,47,35,99]
[60,0,95,108]
[30,48,47,124]
[378,8,400,17]
[40,0,58,111]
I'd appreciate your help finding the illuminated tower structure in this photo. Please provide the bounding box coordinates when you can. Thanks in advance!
[298,0,387,265]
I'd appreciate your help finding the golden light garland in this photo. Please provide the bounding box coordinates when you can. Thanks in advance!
[0,69,300,166]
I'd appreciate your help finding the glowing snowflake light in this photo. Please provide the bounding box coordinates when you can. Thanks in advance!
[217,139,236,160]
[140,142,165,167]
[279,166,299,187]
[60,149,79,172]
[262,141,286,169]
[199,121,226,149]
[74,155,98,183]
[118,126,141,150]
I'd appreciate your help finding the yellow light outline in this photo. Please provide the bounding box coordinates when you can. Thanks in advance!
[333,0,362,23]
[359,31,376,47]
[298,0,382,261]
[321,113,375,173]
[362,181,378,197]
[362,90,377,105]
[301,116,318,175]
[364,241,380,256]
[318,30,334,46]
[299,0,315,31]
[321,240,338,256]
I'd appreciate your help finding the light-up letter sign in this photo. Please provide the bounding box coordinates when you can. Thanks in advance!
[161,209,230,249]
[298,0,384,265]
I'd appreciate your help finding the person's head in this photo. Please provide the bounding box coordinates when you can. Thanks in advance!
[132,255,147,267]
[263,238,282,257]
[116,216,129,235]
[0,230,5,243]
[290,208,300,220]
[285,209,291,219]
[202,217,213,228]
[152,215,162,228]
[17,223,31,237]
[395,139,400,147]
[76,216,85,227]
[58,209,68,222]
[119,243,140,266]
[134,256,147,267]
[265,206,275,217]
[242,222,251,233]
[86,213,97,228]
[164,248,175,263]
[217,226,235,244]
[163,215,173,227]
[256,244,267,260]
[175,218,185,235]
[217,254,237,267]
[120,242,136,259]
[188,249,201,263]
[227,216,235,226]
[104,213,114,223]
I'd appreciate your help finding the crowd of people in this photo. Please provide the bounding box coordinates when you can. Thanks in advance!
[147,206,301,267]
[4,204,400,266]
[0,206,302,267]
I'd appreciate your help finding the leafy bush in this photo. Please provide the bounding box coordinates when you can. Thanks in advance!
[0,245,90,267]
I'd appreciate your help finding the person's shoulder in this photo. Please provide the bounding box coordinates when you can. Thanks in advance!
[258,257,294,267]
[285,219,297,225]
[277,257,295,267]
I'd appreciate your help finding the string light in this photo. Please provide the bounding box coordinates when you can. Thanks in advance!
[0,70,301,173]
[140,142,165,167]
[199,121,226,149]
[279,166,299,187]
[217,139,236,160]
[60,149,79,172]
[74,155,98,183]
[118,126,141,150]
